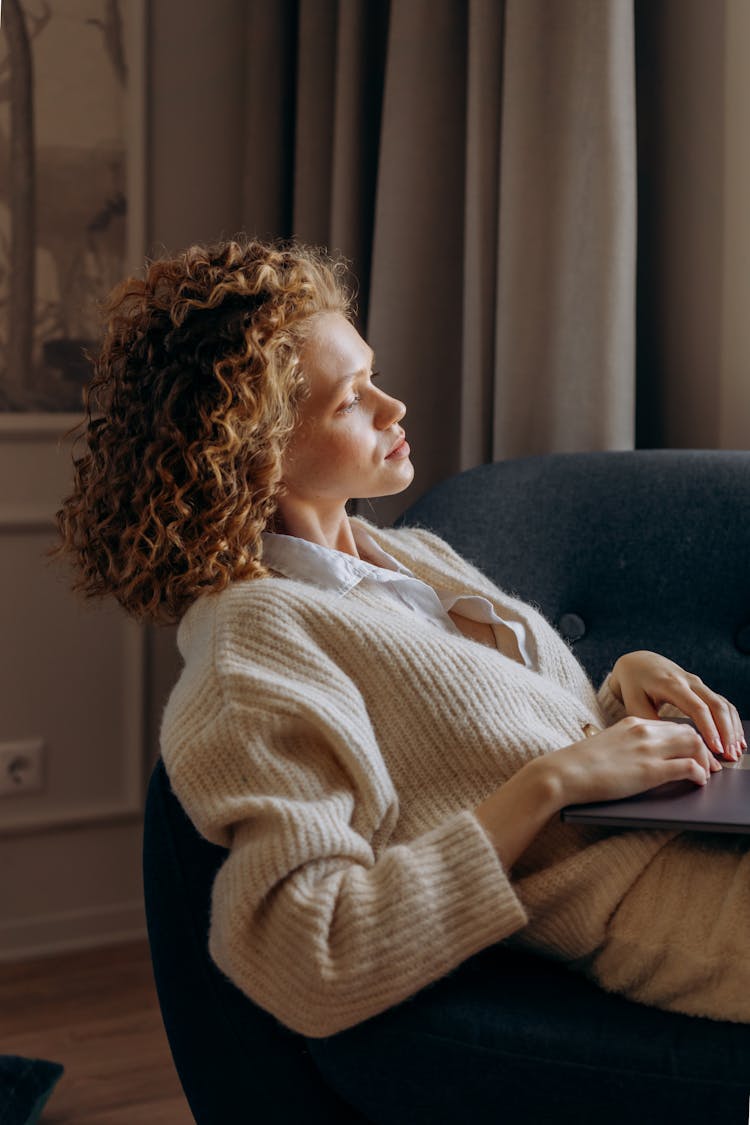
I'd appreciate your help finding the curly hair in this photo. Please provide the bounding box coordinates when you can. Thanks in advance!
[50,235,353,625]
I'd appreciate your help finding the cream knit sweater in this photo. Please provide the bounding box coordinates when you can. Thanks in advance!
[160,517,750,1037]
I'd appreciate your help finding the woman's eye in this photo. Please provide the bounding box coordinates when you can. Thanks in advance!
[338,371,382,414]
[340,394,361,413]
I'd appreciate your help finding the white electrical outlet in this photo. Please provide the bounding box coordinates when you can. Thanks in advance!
[0,739,45,796]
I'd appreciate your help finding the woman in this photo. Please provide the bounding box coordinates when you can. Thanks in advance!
[53,237,748,1043]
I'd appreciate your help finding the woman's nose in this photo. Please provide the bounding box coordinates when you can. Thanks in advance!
[380,392,406,428]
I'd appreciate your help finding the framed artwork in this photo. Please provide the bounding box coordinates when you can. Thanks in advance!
[0,0,146,430]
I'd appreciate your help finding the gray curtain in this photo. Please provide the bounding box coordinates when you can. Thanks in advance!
[233,0,637,526]
[149,0,741,532]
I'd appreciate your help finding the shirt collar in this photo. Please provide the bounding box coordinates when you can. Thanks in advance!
[260,519,415,595]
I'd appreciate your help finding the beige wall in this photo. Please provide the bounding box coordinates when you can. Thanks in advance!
[0,421,148,957]
[0,0,258,960]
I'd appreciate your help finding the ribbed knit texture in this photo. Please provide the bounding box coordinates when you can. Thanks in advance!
[161,517,748,1036]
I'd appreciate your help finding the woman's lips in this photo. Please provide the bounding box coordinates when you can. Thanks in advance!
[385,439,410,460]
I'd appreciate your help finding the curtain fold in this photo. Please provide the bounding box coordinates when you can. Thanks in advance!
[494,0,636,460]
[242,0,298,238]
[460,0,505,472]
[329,0,389,322]
[293,0,338,241]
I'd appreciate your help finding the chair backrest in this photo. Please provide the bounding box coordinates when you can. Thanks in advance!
[143,448,750,1122]
[395,449,750,715]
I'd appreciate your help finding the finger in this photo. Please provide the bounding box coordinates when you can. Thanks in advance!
[728,706,746,755]
[662,723,719,773]
[664,755,711,787]
[660,683,725,756]
[709,695,743,757]
[620,687,661,721]
[686,728,722,773]
[728,701,747,751]
[689,682,744,760]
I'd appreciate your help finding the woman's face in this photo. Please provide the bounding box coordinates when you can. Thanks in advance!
[280,312,414,513]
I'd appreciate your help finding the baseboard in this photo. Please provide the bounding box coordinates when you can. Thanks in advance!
[0,899,147,962]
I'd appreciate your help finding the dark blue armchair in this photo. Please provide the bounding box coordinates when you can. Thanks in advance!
[143,450,750,1123]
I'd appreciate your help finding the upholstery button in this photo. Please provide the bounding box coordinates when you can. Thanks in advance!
[558,612,586,642]
[735,624,750,654]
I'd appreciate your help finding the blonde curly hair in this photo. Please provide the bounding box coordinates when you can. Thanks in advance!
[50,235,352,625]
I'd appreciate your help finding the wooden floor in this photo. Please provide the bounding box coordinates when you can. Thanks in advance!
[0,938,193,1123]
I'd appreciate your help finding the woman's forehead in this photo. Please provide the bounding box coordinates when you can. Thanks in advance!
[301,313,373,390]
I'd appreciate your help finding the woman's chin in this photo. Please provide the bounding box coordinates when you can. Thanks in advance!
[384,462,415,494]
[382,475,416,499]
[354,468,415,503]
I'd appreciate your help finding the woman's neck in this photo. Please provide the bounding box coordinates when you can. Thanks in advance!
[270,507,361,558]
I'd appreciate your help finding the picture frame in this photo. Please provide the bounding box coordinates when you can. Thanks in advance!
[0,0,147,433]
[0,0,148,837]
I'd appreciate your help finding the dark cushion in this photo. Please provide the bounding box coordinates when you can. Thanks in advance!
[0,1056,64,1125]
[394,449,750,714]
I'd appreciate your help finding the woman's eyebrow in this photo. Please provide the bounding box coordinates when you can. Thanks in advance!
[329,353,377,396]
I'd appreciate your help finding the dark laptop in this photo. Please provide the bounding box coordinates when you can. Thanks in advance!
[560,719,750,835]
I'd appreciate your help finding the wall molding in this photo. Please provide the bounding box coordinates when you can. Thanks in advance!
[0,613,146,837]
[0,899,147,962]
[1,495,147,837]
[0,414,83,439]
[0,505,59,531]
[0,417,83,528]
[0,802,144,839]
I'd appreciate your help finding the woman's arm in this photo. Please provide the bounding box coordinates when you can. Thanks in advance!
[162,684,530,1041]
[474,757,560,871]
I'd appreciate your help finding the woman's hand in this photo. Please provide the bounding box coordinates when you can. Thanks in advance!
[476,714,731,866]
[543,715,726,810]
[608,650,746,761]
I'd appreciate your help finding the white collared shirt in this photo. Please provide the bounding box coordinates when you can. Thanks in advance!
[260,521,536,669]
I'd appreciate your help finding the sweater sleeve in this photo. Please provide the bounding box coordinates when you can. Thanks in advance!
[596,672,692,727]
[596,669,628,726]
[161,642,529,1040]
